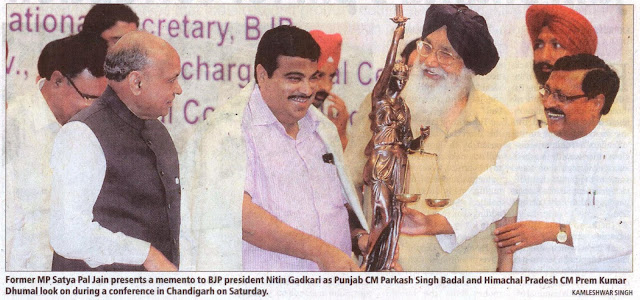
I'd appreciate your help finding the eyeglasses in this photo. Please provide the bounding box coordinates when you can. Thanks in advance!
[416,40,459,66]
[539,86,589,103]
[63,74,101,101]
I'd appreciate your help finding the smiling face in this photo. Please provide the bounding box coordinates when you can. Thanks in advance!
[257,55,319,128]
[543,70,603,140]
[533,26,570,85]
[418,26,465,82]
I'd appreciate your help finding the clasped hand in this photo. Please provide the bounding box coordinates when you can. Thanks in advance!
[494,221,556,254]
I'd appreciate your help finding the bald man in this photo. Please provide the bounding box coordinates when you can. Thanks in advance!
[49,31,183,271]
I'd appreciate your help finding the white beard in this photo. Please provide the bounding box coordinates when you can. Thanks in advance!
[400,64,474,128]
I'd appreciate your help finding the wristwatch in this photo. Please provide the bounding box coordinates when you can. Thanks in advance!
[556,224,568,243]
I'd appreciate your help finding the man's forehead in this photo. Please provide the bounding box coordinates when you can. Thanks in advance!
[275,55,318,72]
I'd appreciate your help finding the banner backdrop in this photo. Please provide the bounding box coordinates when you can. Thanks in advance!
[2,2,637,298]
[5,4,632,150]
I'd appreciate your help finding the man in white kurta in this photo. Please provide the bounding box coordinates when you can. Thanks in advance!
[5,33,108,270]
[6,81,59,270]
[401,54,630,271]
[438,122,630,271]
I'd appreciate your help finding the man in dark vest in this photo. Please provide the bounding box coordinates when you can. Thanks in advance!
[49,31,183,271]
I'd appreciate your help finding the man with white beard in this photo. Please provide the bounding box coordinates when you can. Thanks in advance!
[345,4,516,271]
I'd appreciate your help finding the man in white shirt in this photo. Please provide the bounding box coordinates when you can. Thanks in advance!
[5,33,107,270]
[49,31,183,271]
[401,54,630,271]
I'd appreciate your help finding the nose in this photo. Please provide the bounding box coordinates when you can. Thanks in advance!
[300,79,315,96]
[174,81,183,95]
[420,51,440,69]
[318,76,332,93]
[539,45,553,64]
[541,92,559,108]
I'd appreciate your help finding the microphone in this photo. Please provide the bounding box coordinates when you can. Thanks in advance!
[322,153,334,164]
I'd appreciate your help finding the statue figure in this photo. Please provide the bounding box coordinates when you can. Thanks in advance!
[360,12,407,270]
[362,6,430,271]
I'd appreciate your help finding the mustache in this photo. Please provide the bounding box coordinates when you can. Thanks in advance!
[421,65,447,77]
[533,62,553,85]
[545,107,564,115]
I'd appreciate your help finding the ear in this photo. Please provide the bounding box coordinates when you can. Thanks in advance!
[256,64,267,84]
[128,71,143,96]
[592,93,605,112]
[50,70,65,87]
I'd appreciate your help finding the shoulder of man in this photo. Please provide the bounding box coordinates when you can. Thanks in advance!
[468,88,516,138]
[594,123,632,150]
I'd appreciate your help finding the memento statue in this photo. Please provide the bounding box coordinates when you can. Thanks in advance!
[361,7,420,271]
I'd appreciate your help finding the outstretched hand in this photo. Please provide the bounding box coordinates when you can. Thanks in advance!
[400,207,429,235]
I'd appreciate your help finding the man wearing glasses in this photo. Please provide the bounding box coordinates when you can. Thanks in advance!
[6,33,107,270]
[402,54,630,271]
[400,4,519,272]
[345,4,516,271]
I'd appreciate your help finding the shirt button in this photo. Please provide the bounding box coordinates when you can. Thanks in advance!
[146,140,152,146]
[168,203,171,209]
[160,170,165,176]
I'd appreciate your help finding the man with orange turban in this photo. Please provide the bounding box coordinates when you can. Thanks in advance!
[310,30,350,149]
[504,5,598,272]
[515,5,597,135]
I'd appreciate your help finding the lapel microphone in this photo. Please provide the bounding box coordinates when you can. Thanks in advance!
[322,153,334,164]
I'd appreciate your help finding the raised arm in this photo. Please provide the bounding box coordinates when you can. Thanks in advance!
[372,23,405,100]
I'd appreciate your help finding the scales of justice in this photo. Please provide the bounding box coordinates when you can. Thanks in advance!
[361,5,449,271]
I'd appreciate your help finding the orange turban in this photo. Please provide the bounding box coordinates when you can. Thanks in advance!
[526,5,597,55]
[309,30,342,69]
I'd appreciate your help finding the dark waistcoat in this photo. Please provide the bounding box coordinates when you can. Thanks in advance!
[52,87,181,271]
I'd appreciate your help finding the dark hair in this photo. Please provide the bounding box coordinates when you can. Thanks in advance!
[254,25,320,82]
[37,34,108,80]
[81,4,139,36]
[553,54,620,115]
[400,38,420,65]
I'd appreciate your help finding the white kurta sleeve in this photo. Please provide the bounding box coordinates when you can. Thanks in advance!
[436,142,520,252]
[49,121,150,268]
